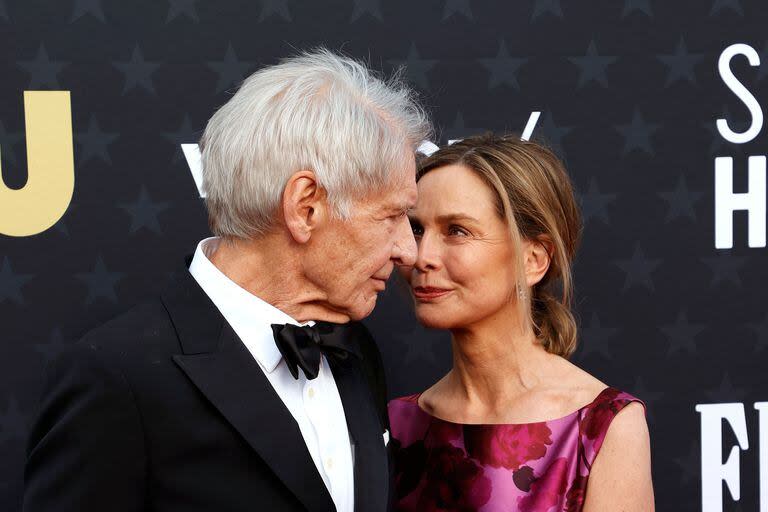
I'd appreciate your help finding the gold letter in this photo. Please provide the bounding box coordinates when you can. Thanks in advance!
[0,91,74,237]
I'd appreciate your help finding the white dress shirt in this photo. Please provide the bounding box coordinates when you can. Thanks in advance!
[188,237,354,512]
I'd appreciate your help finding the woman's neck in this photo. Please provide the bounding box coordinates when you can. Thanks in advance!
[440,311,557,418]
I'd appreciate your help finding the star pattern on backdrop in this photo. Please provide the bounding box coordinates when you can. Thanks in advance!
[163,114,201,163]
[747,313,768,352]
[395,327,447,367]
[578,177,617,225]
[0,120,24,168]
[673,442,699,486]
[0,257,34,305]
[622,0,652,17]
[538,111,572,159]
[18,44,67,89]
[657,175,704,222]
[568,40,617,88]
[479,39,527,90]
[350,0,382,22]
[207,43,256,94]
[703,120,727,156]
[615,108,659,155]
[119,186,171,235]
[114,45,161,95]
[578,312,619,359]
[660,310,706,355]
[705,373,747,402]
[389,44,436,90]
[33,328,69,364]
[75,116,119,166]
[75,255,124,305]
[531,0,562,20]
[710,0,743,16]
[657,37,704,87]
[701,251,746,287]
[70,0,105,23]
[443,112,486,141]
[630,377,663,425]
[0,6,765,511]
[757,41,768,82]
[259,0,291,22]
[166,0,199,23]
[52,202,77,237]
[0,395,27,444]
[443,0,472,20]
[613,243,662,292]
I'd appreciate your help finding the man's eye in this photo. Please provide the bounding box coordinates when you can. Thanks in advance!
[410,221,423,236]
[390,210,407,220]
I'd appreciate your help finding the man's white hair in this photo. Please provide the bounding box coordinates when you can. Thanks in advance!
[199,48,432,239]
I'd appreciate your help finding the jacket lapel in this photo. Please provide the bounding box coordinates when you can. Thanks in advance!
[330,356,389,512]
[162,265,334,512]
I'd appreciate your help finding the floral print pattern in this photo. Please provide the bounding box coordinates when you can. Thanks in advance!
[389,387,643,512]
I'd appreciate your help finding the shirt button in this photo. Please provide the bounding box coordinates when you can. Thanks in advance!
[308,387,315,399]
[326,457,334,469]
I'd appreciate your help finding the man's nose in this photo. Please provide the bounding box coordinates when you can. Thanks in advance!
[392,215,417,267]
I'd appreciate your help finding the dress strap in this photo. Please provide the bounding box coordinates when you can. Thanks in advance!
[577,387,645,471]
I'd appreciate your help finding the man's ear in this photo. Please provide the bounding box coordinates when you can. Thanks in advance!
[282,170,327,244]
[524,236,553,287]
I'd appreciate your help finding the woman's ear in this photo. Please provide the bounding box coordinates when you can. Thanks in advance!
[282,170,327,244]
[524,236,553,287]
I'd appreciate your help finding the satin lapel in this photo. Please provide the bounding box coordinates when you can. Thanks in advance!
[172,323,334,512]
[330,357,388,512]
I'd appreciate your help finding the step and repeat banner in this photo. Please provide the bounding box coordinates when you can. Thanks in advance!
[0,0,766,510]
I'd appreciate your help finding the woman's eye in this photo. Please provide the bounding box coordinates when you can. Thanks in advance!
[448,225,468,236]
[410,221,423,236]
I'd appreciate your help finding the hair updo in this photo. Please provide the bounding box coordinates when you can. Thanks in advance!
[417,133,583,358]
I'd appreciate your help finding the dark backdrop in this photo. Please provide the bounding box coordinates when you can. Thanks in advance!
[0,1,765,510]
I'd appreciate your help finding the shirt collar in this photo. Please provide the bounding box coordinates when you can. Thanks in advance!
[188,236,309,373]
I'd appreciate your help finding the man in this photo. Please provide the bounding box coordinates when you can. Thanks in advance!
[23,49,431,512]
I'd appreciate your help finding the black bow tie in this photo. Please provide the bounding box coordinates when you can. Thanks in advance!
[271,321,363,380]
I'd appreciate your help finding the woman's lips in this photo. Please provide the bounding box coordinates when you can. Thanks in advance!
[412,286,452,300]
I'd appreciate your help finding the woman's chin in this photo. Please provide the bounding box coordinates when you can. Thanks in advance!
[414,308,457,330]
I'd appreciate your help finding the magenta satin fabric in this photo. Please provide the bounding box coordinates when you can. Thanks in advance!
[388,387,643,511]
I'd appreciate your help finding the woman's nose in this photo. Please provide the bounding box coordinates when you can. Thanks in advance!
[414,230,441,272]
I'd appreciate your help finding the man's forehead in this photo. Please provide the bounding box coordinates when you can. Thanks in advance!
[394,181,418,209]
[383,169,417,201]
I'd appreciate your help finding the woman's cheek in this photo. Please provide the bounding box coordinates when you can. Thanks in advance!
[444,245,477,285]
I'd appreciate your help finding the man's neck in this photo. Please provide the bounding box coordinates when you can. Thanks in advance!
[207,236,351,324]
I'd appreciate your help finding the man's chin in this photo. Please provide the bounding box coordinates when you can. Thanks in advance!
[347,295,378,321]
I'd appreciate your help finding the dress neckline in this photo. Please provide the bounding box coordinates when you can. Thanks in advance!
[409,386,617,427]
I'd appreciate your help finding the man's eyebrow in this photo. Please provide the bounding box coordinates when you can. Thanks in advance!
[391,203,411,213]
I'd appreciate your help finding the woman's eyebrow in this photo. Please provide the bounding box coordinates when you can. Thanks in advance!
[435,213,480,224]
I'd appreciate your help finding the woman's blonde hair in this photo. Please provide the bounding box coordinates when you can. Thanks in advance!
[418,133,583,357]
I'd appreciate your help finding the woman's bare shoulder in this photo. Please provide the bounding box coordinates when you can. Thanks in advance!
[549,356,609,405]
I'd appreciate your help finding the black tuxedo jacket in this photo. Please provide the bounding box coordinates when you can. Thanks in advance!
[23,262,391,512]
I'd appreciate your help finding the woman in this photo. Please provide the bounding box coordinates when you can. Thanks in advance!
[389,134,654,511]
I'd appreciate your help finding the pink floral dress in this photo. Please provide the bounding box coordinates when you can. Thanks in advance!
[388,387,643,511]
